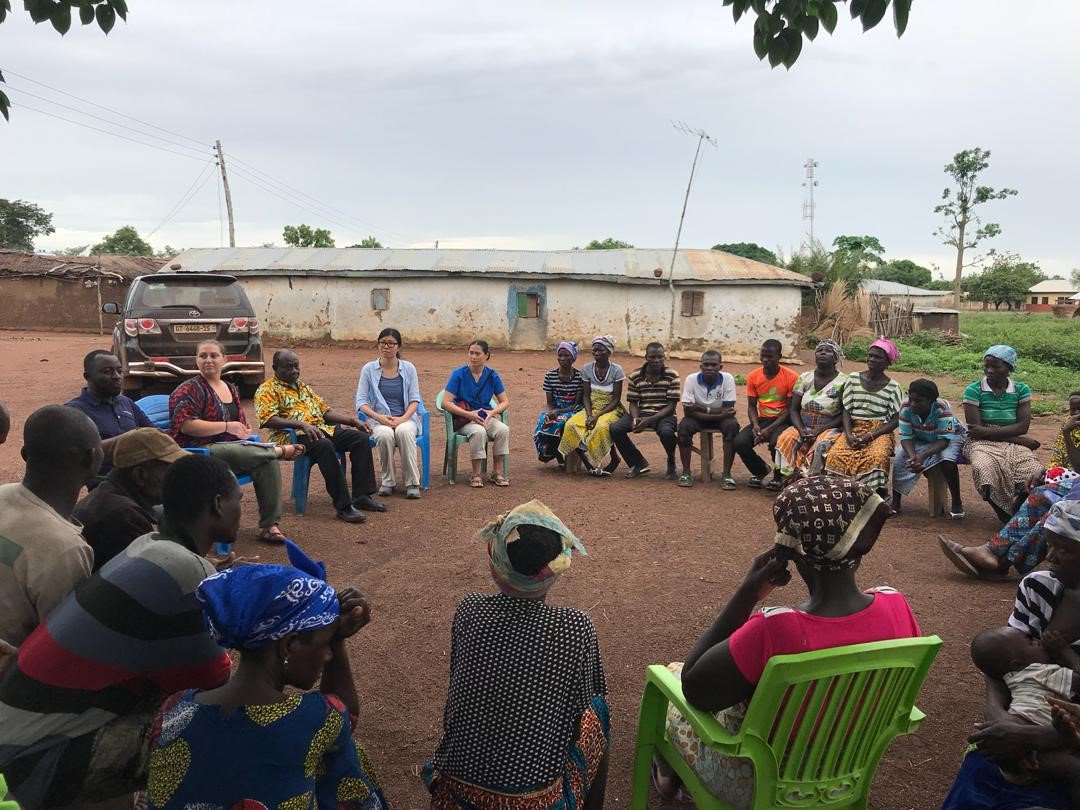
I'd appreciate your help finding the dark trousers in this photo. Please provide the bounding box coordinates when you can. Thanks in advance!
[733,416,779,478]
[610,413,678,468]
[676,415,739,446]
[299,427,377,510]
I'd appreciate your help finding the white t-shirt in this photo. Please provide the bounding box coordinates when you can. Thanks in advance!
[1004,662,1074,726]
[680,371,737,409]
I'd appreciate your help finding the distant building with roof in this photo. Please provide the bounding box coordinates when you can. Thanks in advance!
[161,247,812,356]
[1027,279,1079,312]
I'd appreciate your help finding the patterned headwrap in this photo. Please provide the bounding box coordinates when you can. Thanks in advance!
[197,540,340,650]
[985,344,1018,370]
[815,339,844,363]
[480,499,588,599]
[556,341,579,360]
[869,337,900,365]
[592,335,615,353]
[1045,500,1080,543]
[772,475,889,571]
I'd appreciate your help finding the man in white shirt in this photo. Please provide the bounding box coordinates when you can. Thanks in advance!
[676,350,739,488]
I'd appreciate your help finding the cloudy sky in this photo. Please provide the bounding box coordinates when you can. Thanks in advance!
[3,1,1077,277]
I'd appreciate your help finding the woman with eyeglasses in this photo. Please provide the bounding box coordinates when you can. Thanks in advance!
[356,328,424,499]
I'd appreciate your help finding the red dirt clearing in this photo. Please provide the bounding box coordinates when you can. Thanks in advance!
[0,331,1064,809]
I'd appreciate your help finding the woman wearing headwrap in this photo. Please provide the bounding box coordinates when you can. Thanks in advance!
[426,500,609,810]
[145,541,388,809]
[653,475,921,806]
[558,336,625,475]
[824,337,904,500]
[962,344,1043,522]
[533,341,584,465]
[773,338,847,478]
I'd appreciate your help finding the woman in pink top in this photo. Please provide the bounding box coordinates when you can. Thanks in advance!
[653,475,921,807]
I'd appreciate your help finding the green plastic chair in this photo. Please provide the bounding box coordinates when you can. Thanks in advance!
[0,774,21,809]
[434,390,509,484]
[631,635,942,810]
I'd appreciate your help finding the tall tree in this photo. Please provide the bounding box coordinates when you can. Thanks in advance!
[0,199,55,251]
[722,0,912,69]
[934,147,1018,309]
[712,242,779,266]
[91,225,154,256]
[283,224,335,248]
[584,238,633,250]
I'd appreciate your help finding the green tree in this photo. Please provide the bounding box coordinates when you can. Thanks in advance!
[934,147,1018,309]
[0,1,129,120]
[348,236,384,248]
[283,224,335,248]
[156,245,179,259]
[0,199,55,251]
[722,0,912,69]
[866,258,933,288]
[712,242,779,266]
[91,225,153,256]
[785,240,865,298]
[58,245,90,256]
[966,255,1044,311]
[831,234,885,267]
[584,238,633,250]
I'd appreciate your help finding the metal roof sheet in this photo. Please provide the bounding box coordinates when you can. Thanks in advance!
[860,279,945,297]
[161,247,812,287]
[1029,279,1079,294]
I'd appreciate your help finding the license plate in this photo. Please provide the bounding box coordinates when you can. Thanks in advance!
[172,323,217,334]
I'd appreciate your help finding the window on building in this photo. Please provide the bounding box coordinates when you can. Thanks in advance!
[516,292,541,318]
[371,288,390,311]
[1031,296,1039,305]
[1056,296,1067,304]
[680,290,705,317]
[1043,297,1050,305]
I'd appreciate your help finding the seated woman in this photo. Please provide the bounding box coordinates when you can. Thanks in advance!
[356,327,424,499]
[533,341,584,466]
[558,336,624,476]
[940,501,1080,809]
[890,378,967,517]
[425,500,609,810]
[773,339,845,478]
[940,394,1080,579]
[963,344,1043,523]
[146,541,388,809]
[824,338,903,501]
[442,339,510,488]
[654,475,920,807]
[170,339,300,543]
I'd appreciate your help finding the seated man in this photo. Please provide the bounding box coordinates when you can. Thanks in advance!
[733,339,798,490]
[0,406,100,658]
[0,455,237,810]
[73,428,186,571]
[610,342,681,479]
[676,349,739,489]
[0,400,9,445]
[65,350,154,479]
[254,349,384,524]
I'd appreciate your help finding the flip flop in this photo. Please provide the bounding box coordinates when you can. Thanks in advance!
[625,464,651,479]
[257,525,289,544]
[948,511,967,520]
[677,474,694,487]
[937,536,1009,581]
[747,476,763,489]
[721,477,737,490]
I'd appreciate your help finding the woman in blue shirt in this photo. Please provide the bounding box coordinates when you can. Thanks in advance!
[443,340,511,487]
[356,328,425,499]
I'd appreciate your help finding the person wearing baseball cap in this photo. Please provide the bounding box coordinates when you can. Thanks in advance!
[74,427,186,570]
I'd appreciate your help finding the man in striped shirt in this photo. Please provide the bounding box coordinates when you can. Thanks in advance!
[610,342,681,478]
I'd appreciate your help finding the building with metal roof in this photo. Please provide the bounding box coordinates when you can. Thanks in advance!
[1028,278,1079,312]
[162,247,812,355]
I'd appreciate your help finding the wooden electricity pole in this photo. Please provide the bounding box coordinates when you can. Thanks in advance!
[215,140,236,247]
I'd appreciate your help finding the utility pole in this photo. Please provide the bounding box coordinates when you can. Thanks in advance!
[801,158,818,252]
[667,122,717,342]
[215,140,236,247]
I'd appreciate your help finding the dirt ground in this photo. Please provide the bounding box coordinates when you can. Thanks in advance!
[0,330,1069,809]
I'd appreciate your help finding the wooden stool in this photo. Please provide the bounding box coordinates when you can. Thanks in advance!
[925,464,948,517]
[689,430,719,483]
[564,452,582,474]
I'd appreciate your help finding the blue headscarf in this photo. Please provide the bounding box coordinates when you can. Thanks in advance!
[985,344,1018,370]
[197,540,340,650]
[556,341,578,360]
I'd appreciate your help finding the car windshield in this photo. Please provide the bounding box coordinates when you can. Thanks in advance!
[132,280,245,310]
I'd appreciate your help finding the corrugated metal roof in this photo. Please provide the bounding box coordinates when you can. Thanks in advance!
[1029,279,1078,294]
[860,279,945,297]
[162,247,812,287]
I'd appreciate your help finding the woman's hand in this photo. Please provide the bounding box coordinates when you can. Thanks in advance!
[224,420,247,439]
[1028,468,1048,490]
[969,719,1046,762]
[334,587,371,639]
[585,415,597,430]
[739,549,792,603]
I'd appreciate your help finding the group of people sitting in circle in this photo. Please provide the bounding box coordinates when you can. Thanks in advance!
[2,324,1080,808]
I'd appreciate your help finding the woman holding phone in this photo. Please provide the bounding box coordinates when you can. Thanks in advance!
[443,339,511,488]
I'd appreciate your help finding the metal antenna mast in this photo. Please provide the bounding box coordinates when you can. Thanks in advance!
[667,121,717,341]
[801,158,818,250]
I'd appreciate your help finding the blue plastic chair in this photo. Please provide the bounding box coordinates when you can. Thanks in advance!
[357,401,432,491]
[284,427,346,517]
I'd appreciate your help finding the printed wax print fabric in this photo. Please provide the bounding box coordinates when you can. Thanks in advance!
[823,374,902,492]
[558,390,624,468]
[773,371,846,476]
[991,480,1080,575]
[1049,422,1080,470]
[533,368,583,458]
[254,377,334,446]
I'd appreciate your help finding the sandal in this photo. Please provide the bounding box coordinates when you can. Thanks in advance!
[747,476,763,489]
[469,475,484,488]
[677,473,694,488]
[488,473,511,487]
[721,476,737,490]
[948,510,966,520]
[257,525,289,544]
[937,536,1009,581]
[765,478,783,491]
[277,443,306,461]
[587,467,610,478]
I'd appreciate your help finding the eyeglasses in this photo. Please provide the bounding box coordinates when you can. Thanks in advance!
[378,340,399,348]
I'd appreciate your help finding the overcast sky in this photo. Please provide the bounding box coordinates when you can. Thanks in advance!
[2,1,1077,277]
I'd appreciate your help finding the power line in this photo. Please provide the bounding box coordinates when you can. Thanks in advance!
[13,103,210,163]
[146,159,218,239]
[226,166,365,238]
[0,66,208,149]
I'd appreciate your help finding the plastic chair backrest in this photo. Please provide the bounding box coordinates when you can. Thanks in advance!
[136,394,171,431]
[0,774,19,810]
[434,390,506,426]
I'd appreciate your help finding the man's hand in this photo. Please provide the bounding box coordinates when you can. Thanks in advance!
[211,551,259,572]
[357,418,374,434]
[739,549,792,603]
[632,416,651,433]
[334,587,371,639]
[297,422,325,443]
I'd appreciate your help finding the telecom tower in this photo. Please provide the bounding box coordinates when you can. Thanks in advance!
[801,158,819,251]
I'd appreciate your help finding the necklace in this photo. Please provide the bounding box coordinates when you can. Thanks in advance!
[592,363,611,384]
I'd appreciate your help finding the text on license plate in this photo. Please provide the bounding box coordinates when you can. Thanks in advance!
[172,324,217,334]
